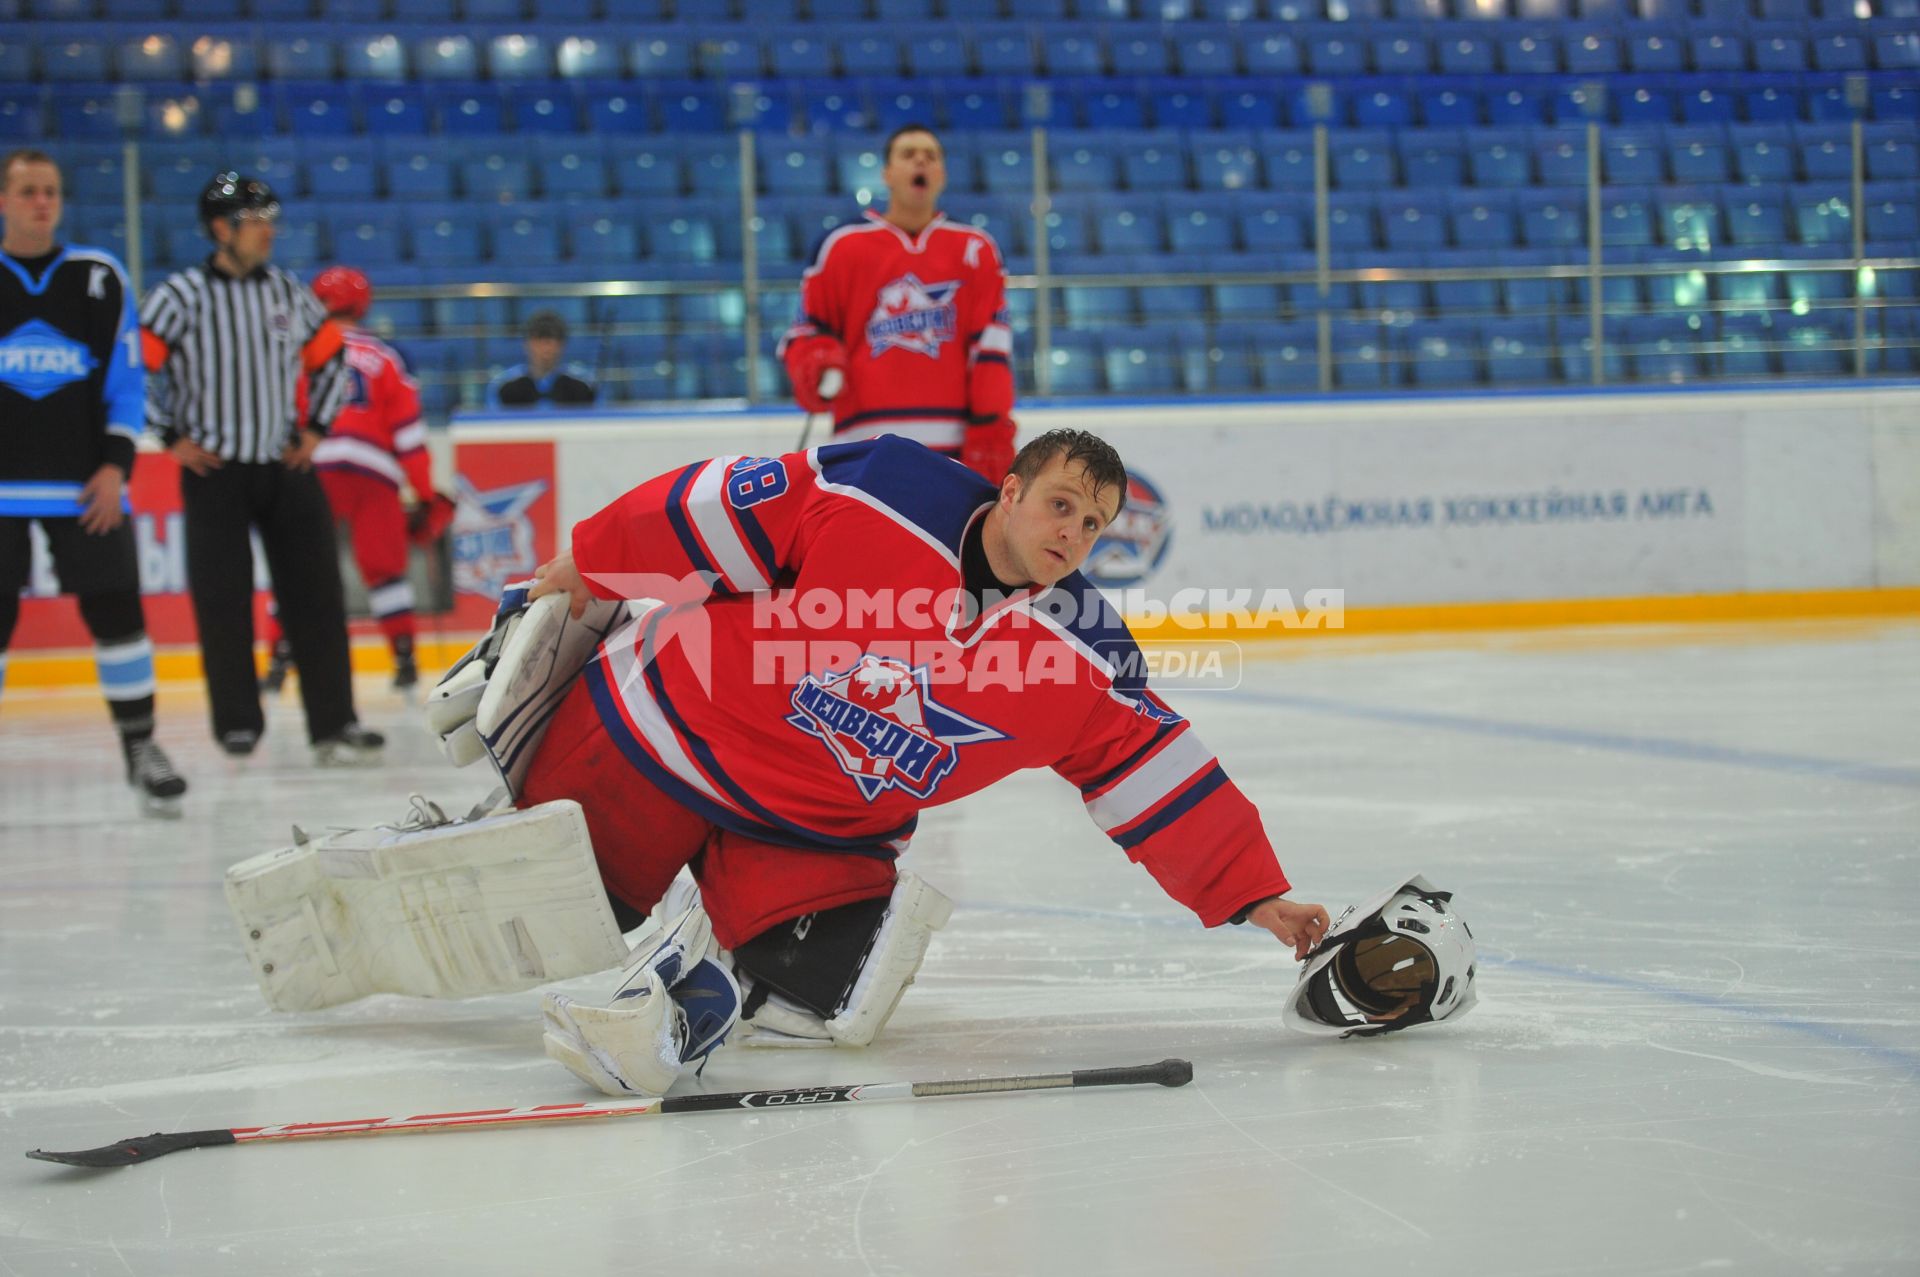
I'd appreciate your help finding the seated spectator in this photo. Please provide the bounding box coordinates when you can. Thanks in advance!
[488,311,597,409]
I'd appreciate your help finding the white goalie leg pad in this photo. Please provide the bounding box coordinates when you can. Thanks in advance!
[736,872,954,1049]
[542,882,743,1096]
[224,798,629,1012]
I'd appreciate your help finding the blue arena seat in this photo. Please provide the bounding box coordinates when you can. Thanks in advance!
[1304,29,1369,75]
[1604,131,1667,184]
[1865,126,1919,179]
[1680,87,1739,123]
[1497,31,1559,74]
[949,84,1012,130]
[1533,129,1591,185]
[1242,30,1303,75]
[1418,88,1479,127]
[410,209,489,264]
[1796,123,1855,180]
[1791,183,1852,244]
[263,35,334,81]
[555,35,621,79]
[1174,31,1240,76]
[362,84,429,134]
[1744,85,1804,121]
[1722,187,1790,245]
[839,32,904,77]
[1627,26,1687,72]
[1381,197,1449,250]
[341,34,407,80]
[1083,86,1148,129]
[115,34,183,82]
[1149,84,1215,130]
[507,85,579,134]
[761,138,834,196]
[1688,28,1748,73]
[1095,205,1166,254]
[1372,30,1431,73]
[1732,125,1797,182]
[1516,190,1584,248]
[1236,201,1309,251]
[280,83,357,136]
[429,84,505,135]
[1450,190,1519,249]
[1487,86,1551,125]
[609,138,684,197]
[1043,30,1108,76]
[904,33,968,77]
[1102,327,1185,394]
[1667,126,1732,183]
[412,35,479,80]
[306,140,378,200]
[1353,88,1415,128]
[1219,84,1282,128]
[327,208,406,265]
[1164,194,1239,253]
[644,209,721,262]
[1810,22,1869,70]
[1400,130,1466,187]
[1121,138,1187,190]
[457,145,532,201]
[1111,34,1172,76]
[487,35,550,80]
[974,28,1036,77]
[537,143,609,199]
[659,84,726,132]
[1039,330,1104,395]
[627,32,694,78]
[1051,136,1123,192]
[489,209,563,265]
[1467,130,1532,187]
[832,138,885,201]
[1657,189,1726,251]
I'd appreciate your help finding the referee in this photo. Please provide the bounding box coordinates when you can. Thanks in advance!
[139,172,382,764]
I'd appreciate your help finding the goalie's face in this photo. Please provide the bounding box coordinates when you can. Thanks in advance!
[995,455,1121,588]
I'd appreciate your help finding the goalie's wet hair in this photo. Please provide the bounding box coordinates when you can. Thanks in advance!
[1009,429,1128,518]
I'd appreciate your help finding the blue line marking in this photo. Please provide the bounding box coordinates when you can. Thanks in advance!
[1223,689,1920,790]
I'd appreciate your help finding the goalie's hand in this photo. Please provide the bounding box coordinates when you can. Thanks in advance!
[528,551,593,620]
[1248,897,1331,961]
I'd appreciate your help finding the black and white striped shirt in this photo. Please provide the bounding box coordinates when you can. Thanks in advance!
[139,258,349,464]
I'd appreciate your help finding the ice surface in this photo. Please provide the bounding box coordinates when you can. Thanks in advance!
[3,619,1916,1275]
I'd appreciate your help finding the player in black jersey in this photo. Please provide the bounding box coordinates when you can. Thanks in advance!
[0,148,188,815]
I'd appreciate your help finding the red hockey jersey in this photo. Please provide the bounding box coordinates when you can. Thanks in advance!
[778,212,1014,453]
[312,330,429,495]
[567,436,1290,928]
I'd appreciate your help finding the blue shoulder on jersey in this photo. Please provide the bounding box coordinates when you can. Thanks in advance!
[814,436,996,555]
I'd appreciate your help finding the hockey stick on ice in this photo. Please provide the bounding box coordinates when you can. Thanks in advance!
[27,1058,1192,1170]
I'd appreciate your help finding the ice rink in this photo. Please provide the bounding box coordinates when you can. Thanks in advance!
[3,618,1917,1276]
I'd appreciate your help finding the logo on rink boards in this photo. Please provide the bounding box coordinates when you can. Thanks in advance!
[1085,470,1173,588]
[786,653,1008,802]
[450,476,548,598]
[865,273,960,360]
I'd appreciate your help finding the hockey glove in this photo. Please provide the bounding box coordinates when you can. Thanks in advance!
[960,415,1017,483]
[785,335,849,414]
[408,491,458,545]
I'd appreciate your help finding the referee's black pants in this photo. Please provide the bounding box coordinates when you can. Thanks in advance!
[182,461,357,744]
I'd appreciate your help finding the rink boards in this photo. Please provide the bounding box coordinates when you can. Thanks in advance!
[6,383,1918,686]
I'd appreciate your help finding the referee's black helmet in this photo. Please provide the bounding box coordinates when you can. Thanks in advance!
[199,171,280,229]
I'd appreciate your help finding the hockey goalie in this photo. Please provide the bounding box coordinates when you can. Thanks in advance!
[225,430,1477,1098]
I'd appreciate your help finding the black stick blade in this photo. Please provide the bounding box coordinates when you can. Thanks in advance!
[1070,1058,1193,1090]
[27,1128,236,1168]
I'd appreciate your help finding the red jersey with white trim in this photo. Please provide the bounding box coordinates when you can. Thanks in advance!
[566,436,1288,928]
[777,212,1014,454]
[312,330,429,495]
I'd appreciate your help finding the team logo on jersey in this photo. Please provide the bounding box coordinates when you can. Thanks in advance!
[866,274,960,360]
[449,475,548,597]
[787,653,1007,802]
[0,319,96,400]
[1084,470,1173,587]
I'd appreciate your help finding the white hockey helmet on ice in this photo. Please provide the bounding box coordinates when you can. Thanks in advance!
[1282,874,1478,1039]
